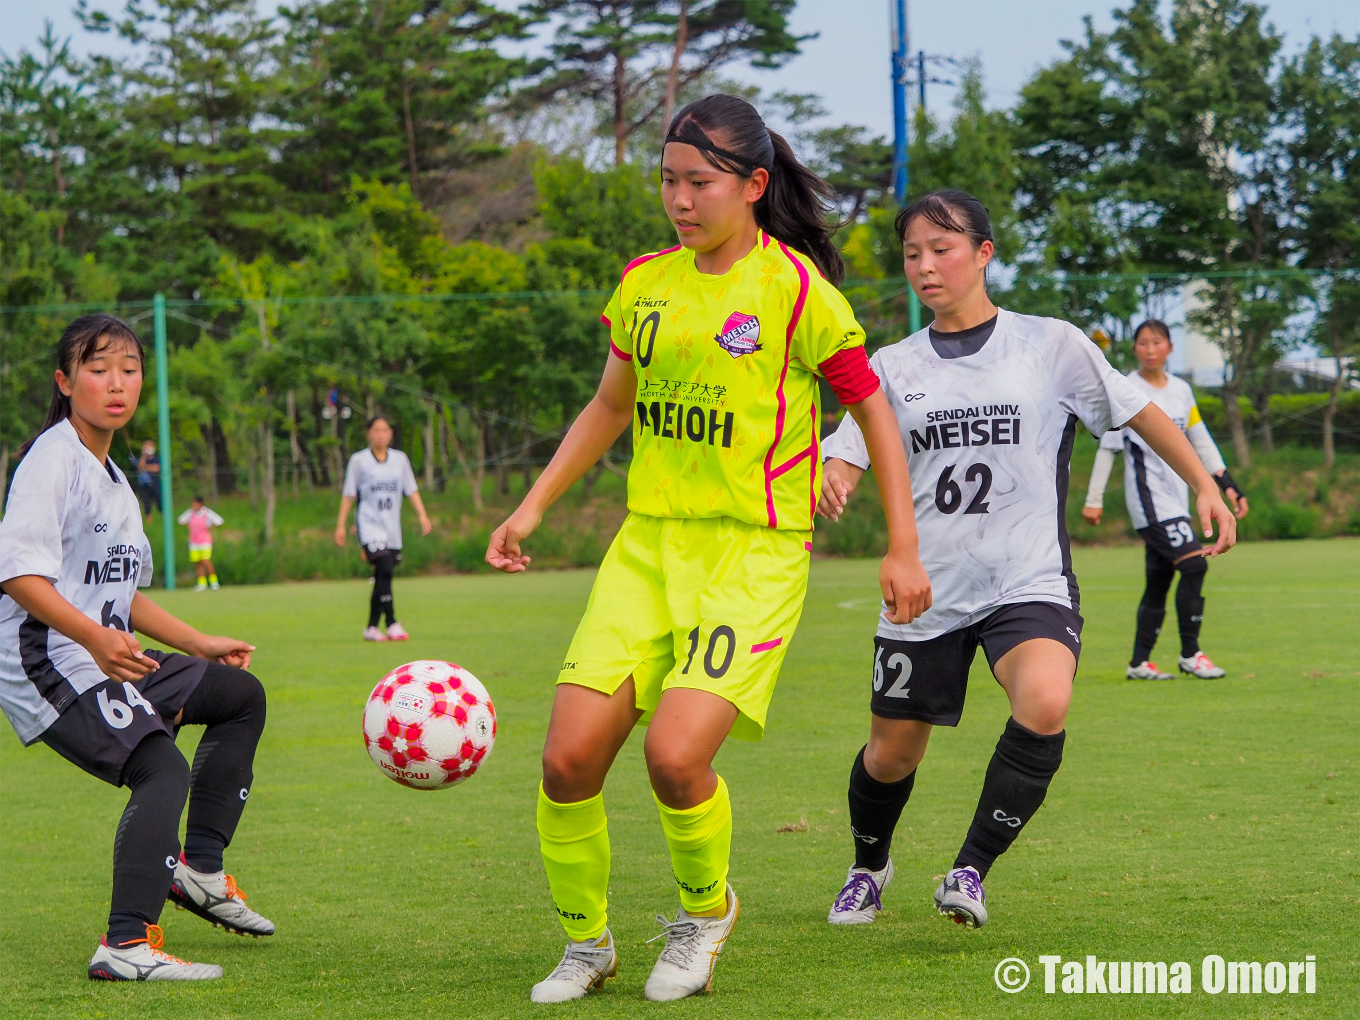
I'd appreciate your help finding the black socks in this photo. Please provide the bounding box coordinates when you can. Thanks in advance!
[108,733,189,946]
[177,664,267,873]
[847,745,916,872]
[1132,552,1175,664]
[369,555,396,628]
[954,718,1065,879]
[1174,555,1207,658]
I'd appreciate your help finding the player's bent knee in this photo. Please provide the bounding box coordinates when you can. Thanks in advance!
[1176,552,1207,576]
[642,744,709,806]
[540,745,605,802]
[864,735,926,782]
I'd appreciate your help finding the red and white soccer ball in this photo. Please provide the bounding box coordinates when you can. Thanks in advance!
[363,660,496,790]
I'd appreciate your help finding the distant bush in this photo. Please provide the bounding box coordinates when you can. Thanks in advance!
[1196,391,1360,450]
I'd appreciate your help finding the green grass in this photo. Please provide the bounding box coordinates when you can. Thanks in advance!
[1,540,1357,1018]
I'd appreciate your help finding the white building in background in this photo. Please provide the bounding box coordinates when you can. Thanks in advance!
[1168,282,1227,386]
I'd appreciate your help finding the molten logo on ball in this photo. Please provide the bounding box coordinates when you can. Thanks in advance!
[362,660,497,790]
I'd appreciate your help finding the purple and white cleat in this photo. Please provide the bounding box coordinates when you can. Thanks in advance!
[934,866,987,928]
[827,859,893,924]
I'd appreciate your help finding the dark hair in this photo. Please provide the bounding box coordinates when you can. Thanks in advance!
[366,414,392,431]
[19,313,144,457]
[193,494,205,503]
[665,95,845,285]
[1133,318,1172,343]
[895,189,994,250]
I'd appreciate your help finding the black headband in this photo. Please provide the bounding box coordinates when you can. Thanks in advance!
[664,122,765,175]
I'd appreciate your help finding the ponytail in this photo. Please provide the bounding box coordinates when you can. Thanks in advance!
[18,313,144,458]
[665,95,845,285]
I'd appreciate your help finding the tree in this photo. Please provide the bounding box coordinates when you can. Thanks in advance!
[274,0,533,212]
[526,0,805,165]
[1279,33,1360,466]
[1014,0,1291,465]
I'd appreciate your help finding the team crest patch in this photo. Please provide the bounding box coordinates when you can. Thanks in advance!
[714,311,762,358]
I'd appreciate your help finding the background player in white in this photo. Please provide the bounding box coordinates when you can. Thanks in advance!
[816,191,1237,930]
[0,314,275,982]
[1083,319,1249,680]
[335,415,432,642]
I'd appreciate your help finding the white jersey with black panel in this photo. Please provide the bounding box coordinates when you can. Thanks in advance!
[0,419,154,745]
[823,309,1148,642]
[341,448,418,552]
[1096,371,1225,530]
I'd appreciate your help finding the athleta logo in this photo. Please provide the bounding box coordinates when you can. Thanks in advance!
[992,809,1022,828]
[714,311,761,357]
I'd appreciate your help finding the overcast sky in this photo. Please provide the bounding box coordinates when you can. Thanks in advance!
[4,0,1357,138]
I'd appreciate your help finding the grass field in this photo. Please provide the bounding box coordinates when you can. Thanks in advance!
[1,540,1356,1018]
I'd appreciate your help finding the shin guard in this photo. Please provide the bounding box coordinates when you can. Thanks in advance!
[954,718,1065,879]
[655,776,732,916]
[537,785,610,941]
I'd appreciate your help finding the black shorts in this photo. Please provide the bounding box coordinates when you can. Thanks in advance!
[364,547,402,569]
[1138,516,1203,564]
[38,651,207,787]
[869,602,1083,726]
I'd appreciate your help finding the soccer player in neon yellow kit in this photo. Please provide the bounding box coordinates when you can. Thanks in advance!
[486,95,930,1003]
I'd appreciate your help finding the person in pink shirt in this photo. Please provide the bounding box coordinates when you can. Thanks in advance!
[178,497,224,591]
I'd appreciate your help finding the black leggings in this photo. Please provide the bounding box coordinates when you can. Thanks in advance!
[106,663,266,945]
[1132,547,1208,663]
[369,550,398,628]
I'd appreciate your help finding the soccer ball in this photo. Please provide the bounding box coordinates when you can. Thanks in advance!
[362,660,497,790]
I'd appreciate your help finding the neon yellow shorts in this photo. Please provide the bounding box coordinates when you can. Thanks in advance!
[557,513,811,741]
[188,546,213,563]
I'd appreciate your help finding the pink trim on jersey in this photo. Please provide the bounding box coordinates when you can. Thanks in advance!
[621,246,682,280]
[600,314,611,326]
[608,338,632,361]
[761,243,811,528]
[750,637,783,654]
[804,540,813,552]
[808,404,820,524]
[770,445,812,479]
[761,231,771,249]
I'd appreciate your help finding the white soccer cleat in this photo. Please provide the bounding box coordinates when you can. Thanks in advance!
[168,857,275,937]
[827,859,893,924]
[364,625,387,642]
[210,581,220,590]
[934,866,988,928]
[1179,651,1226,678]
[88,925,223,981]
[529,930,617,1003]
[643,884,739,1001]
[385,622,409,641]
[1127,660,1174,680]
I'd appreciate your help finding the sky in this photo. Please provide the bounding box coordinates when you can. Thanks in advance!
[4,0,1357,137]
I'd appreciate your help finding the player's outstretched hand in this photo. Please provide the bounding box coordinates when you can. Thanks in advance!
[196,635,256,670]
[89,628,158,683]
[1197,488,1237,557]
[1081,506,1102,526]
[880,546,932,625]
[487,506,541,573]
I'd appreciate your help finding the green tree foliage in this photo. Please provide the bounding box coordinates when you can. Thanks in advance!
[524,0,805,164]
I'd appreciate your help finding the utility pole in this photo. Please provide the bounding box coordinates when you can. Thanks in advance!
[890,0,922,333]
[153,293,176,589]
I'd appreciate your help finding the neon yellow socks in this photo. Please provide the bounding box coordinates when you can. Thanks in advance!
[655,775,732,916]
[208,573,218,586]
[537,785,610,942]
[195,577,207,589]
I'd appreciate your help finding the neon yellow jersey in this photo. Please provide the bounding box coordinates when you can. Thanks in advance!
[602,231,867,531]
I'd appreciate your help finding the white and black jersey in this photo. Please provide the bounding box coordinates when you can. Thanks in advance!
[341,448,418,552]
[823,309,1148,642]
[0,420,154,745]
[1095,372,1225,530]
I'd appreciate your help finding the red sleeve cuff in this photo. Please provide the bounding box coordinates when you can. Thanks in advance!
[608,338,632,361]
[819,347,880,404]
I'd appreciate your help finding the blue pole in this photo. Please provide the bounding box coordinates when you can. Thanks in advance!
[890,0,908,203]
[153,293,176,590]
[890,0,923,333]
